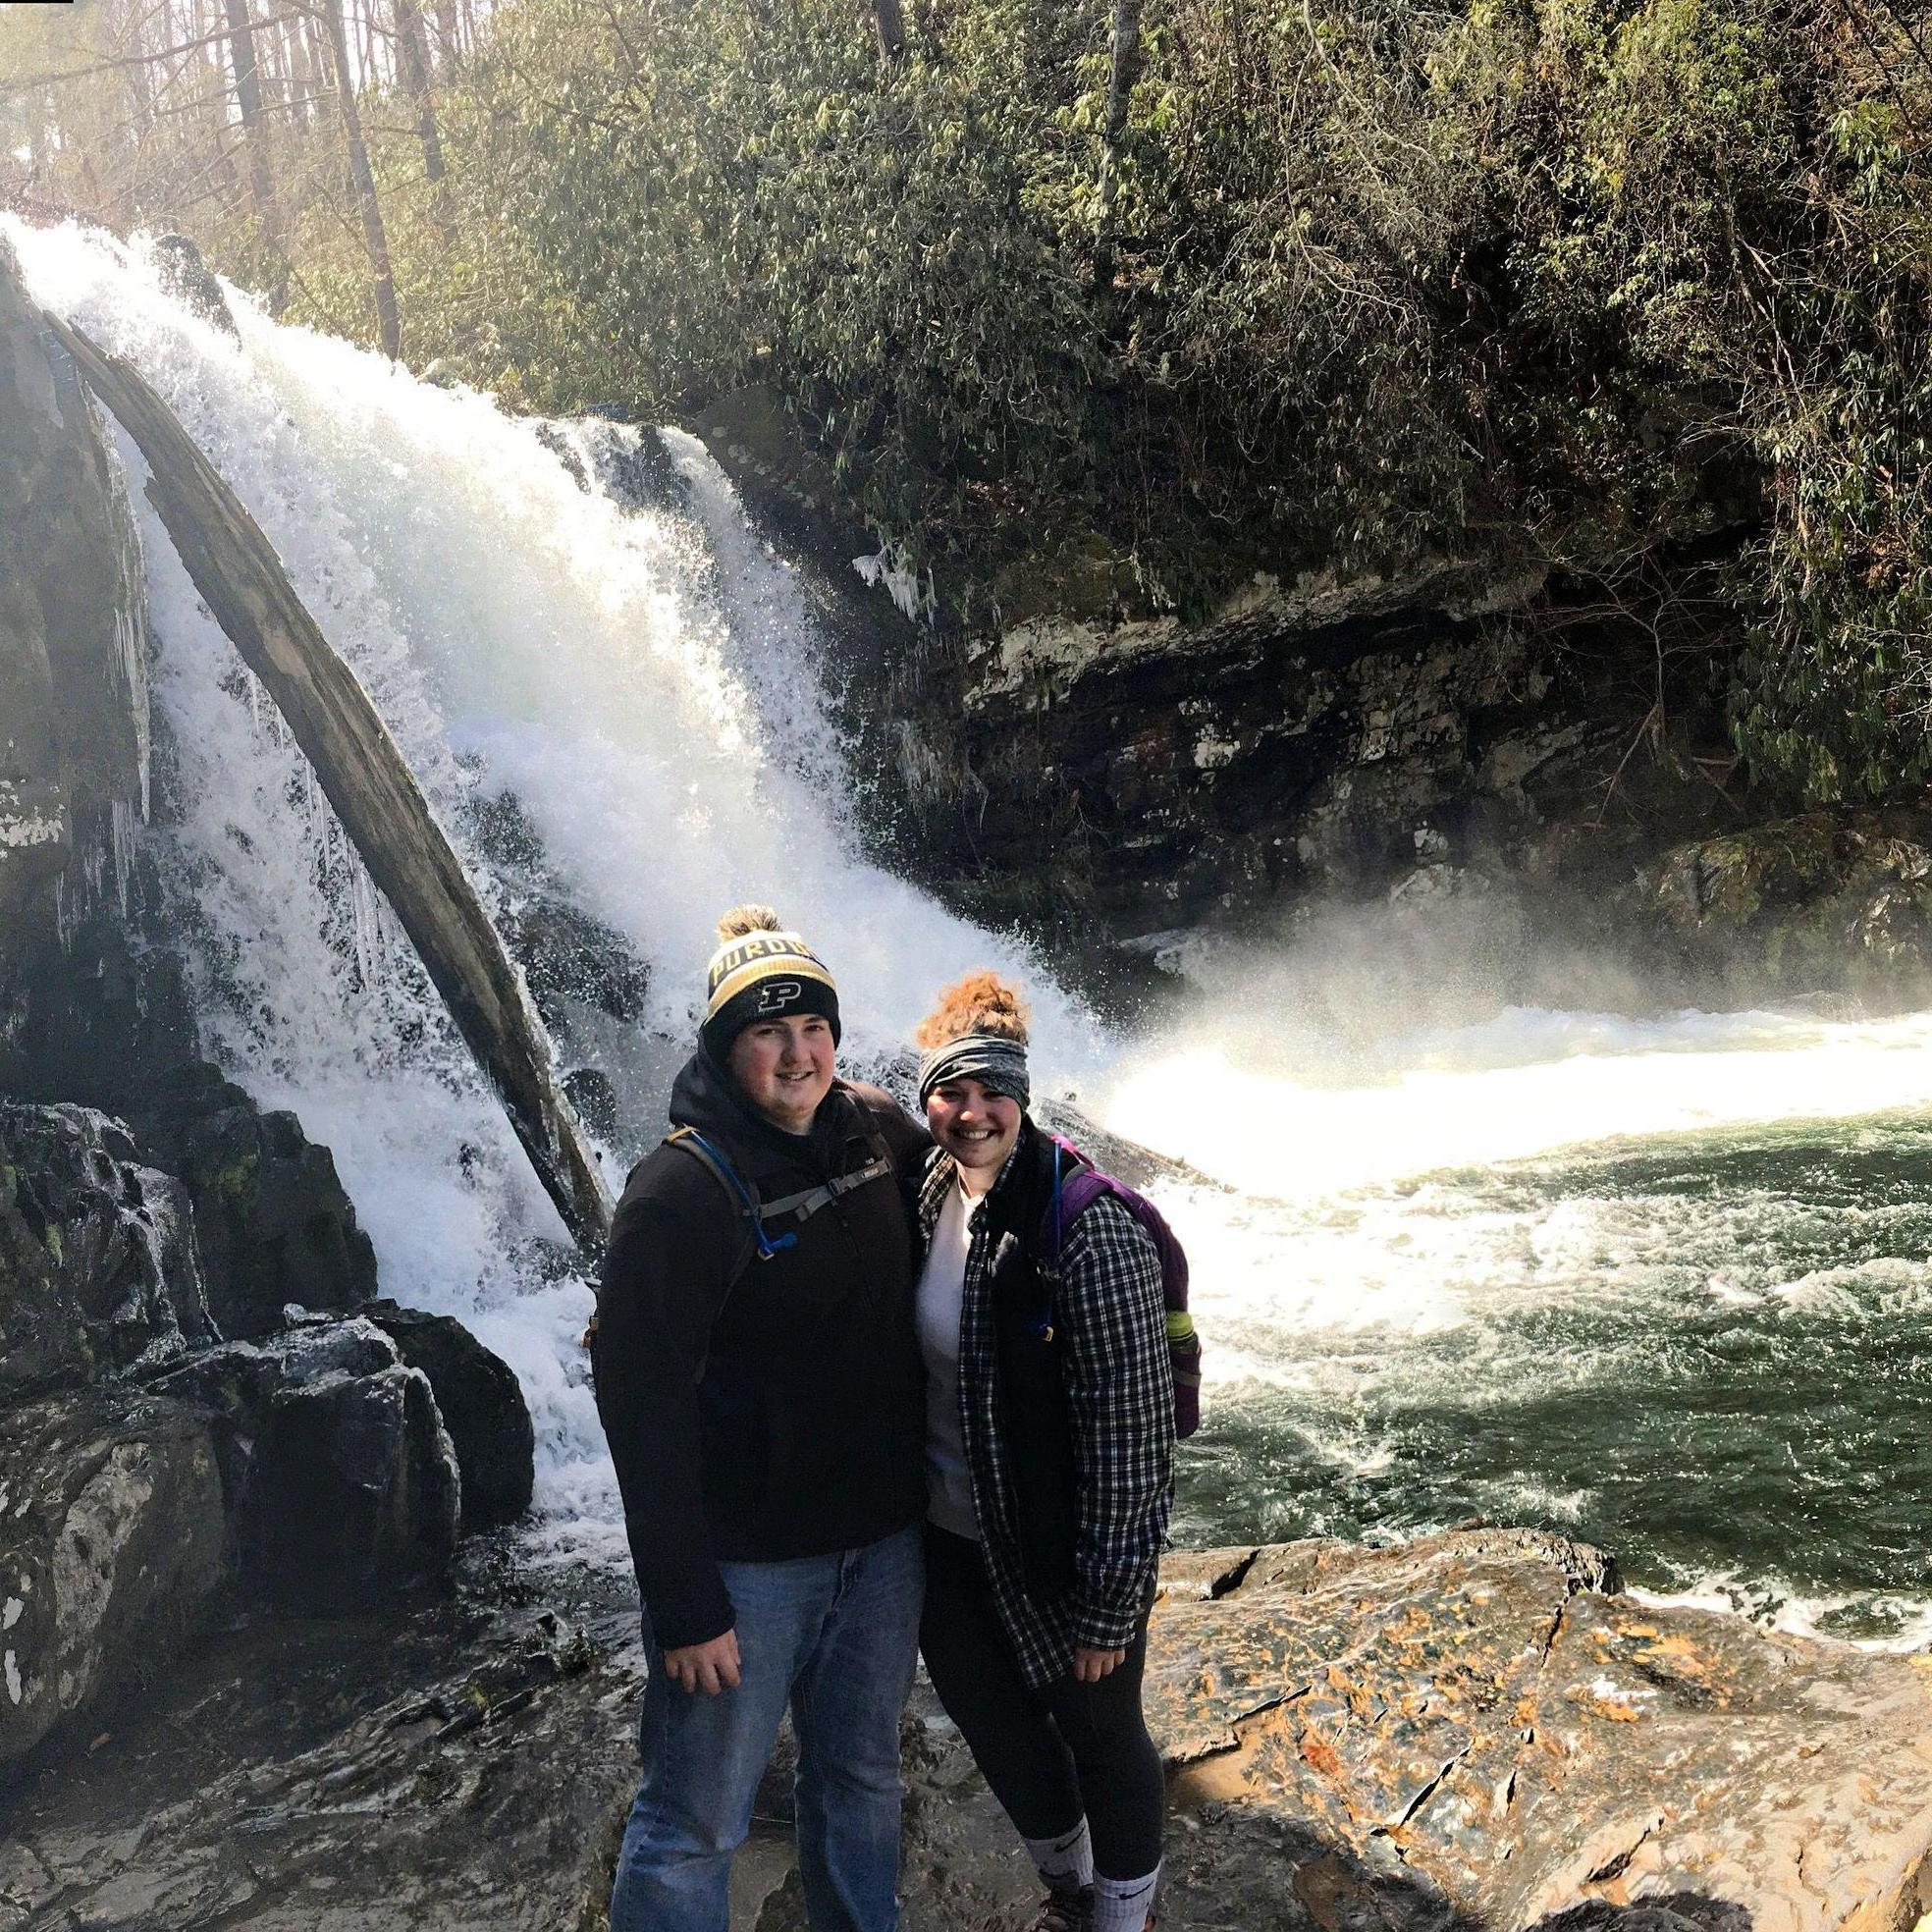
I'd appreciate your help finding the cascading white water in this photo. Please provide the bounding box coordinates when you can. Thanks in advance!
[17,217,1932,1636]
[12,218,1107,1564]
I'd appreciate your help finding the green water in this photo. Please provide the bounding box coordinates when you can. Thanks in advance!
[1170,1113,1932,1640]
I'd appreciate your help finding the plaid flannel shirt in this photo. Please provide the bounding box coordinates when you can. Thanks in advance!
[917,1142,1175,1688]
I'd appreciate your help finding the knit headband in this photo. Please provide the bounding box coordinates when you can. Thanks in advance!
[917,1033,1032,1109]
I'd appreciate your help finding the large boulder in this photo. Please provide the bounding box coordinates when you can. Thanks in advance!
[0,1100,215,1405]
[147,1315,461,1612]
[361,1301,534,1531]
[1638,805,1932,1000]
[131,1060,377,1339]
[0,1386,228,1772]
[249,1361,461,1613]
[1141,1528,1932,1929]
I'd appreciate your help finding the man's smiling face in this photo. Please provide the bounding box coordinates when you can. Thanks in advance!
[727,1012,835,1133]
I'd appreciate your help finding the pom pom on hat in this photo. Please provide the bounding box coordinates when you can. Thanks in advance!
[716,903,782,942]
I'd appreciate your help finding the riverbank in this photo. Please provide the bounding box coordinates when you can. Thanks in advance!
[9,1525,1932,1930]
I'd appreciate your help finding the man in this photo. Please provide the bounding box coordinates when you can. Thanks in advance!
[594,904,929,1932]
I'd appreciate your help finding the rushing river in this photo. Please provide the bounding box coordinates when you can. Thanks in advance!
[1111,1017,1932,1644]
[15,218,1932,1649]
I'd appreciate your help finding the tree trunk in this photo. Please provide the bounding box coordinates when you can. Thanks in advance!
[321,0,402,359]
[292,11,325,130]
[47,316,615,1257]
[874,0,906,62]
[431,0,459,61]
[392,0,455,241]
[1092,0,1142,295]
[221,0,280,237]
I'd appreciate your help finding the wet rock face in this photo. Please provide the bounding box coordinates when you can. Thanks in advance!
[362,1301,536,1531]
[149,1315,464,1613]
[149,235,239,340]
[0,234,150,973]
[466,786,651,1033]
[0,1387,228,1771]
[889,566,1726,943]
[0,1100,215,1404]
[130,1060,378,1339]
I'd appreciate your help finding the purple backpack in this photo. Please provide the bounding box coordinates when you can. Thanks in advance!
[1040,1135,1203,1438]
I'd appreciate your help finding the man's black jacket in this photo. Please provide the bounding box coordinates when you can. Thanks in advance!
[592,1050,929,1650]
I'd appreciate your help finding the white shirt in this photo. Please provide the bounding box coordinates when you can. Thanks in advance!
[915,1177,982,1540]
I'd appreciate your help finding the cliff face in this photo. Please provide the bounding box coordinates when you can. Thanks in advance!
[888,562,1637,938]
[692,386,1744,956]
[0,235,149,965]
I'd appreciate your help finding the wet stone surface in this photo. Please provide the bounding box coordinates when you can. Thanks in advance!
[14,1529,1932,1930]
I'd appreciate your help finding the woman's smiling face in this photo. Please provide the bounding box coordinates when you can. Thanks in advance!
[926,1074,1023,1191]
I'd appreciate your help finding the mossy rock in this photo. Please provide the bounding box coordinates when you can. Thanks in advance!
[989,530,1128,626]
[1638,803,1932,997]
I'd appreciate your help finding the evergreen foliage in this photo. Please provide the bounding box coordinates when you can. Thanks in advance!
[6,0,1931,801]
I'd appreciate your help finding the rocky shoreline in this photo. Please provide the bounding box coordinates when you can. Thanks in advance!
[9,1525,1932,1930]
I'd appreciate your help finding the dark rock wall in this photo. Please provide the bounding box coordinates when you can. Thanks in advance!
[0,234,149,966]
[889,568,1736,944]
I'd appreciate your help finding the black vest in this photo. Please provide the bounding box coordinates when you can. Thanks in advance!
[953,1123,1085,1597]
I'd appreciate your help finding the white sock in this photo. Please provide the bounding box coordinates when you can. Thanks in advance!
[1023,1818,1093,1890]
[1092,1865,1160,1932]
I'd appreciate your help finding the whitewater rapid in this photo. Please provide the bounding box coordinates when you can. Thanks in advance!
[15,219,1932,1636]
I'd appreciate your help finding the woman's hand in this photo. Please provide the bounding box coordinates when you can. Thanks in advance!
[1072,1644,1127,1684]
[663,1630,742,1695]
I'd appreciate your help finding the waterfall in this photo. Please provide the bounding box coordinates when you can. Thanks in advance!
[17,217,1932,1637]
[12,220,1104,1565]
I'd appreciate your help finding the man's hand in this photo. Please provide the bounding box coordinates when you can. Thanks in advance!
[663,1630,742,1695]
[1072,1644,1126,1684]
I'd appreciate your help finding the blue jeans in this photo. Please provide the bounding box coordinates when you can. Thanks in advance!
[609,1526,924,1932]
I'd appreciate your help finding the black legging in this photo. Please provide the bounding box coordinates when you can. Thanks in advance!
[920,1525,1164,1881]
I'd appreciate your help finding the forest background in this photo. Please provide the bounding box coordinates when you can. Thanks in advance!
[4,0,1931,812]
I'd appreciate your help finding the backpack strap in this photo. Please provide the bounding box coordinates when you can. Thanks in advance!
[756,1143,894,1226]
[669,1108,896,1254]
[585,1113,896,1357]
[1035,1136,1097,1341]
[666,1126,797,1261]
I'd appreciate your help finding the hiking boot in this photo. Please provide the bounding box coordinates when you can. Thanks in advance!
[1024,1882,1094,1932]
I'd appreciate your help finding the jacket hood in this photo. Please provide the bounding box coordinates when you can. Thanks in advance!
[667,1047,848,1178]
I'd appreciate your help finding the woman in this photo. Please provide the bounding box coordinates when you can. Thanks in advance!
[910,972,1174,1932]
